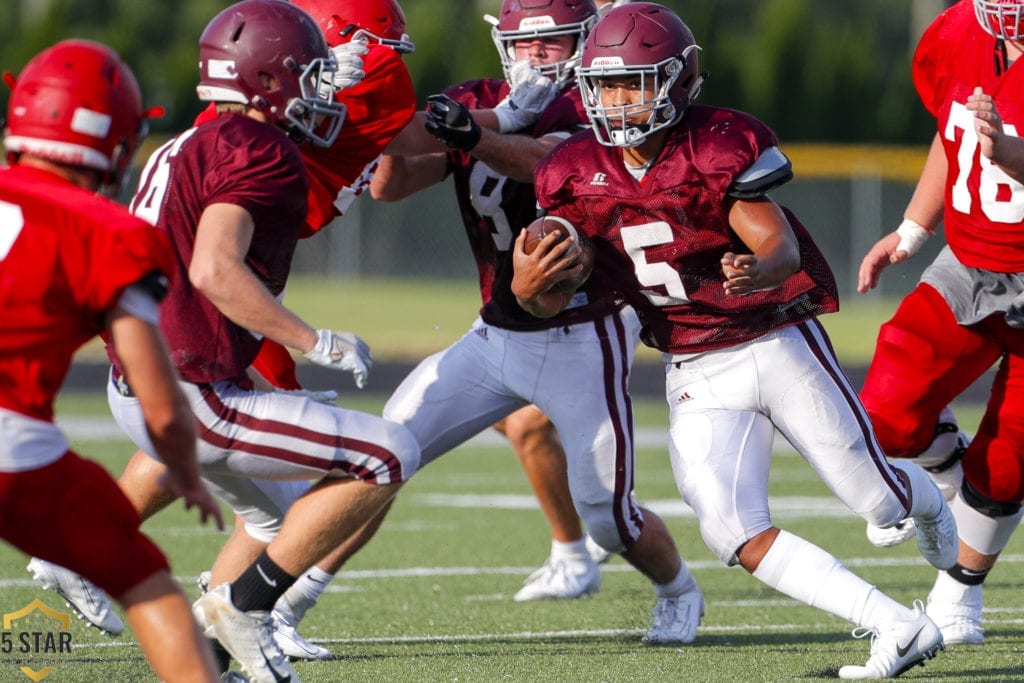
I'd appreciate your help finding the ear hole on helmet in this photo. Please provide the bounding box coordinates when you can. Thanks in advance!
[258,72,279,92]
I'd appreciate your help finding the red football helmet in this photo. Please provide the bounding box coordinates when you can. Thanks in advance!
[578,2,702,147]
[197,0,345,147]
[3,39,160,194]
[487,0,598,86]
[974,0,1024,40]
[291,0,414,53]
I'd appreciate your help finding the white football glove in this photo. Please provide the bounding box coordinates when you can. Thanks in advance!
[303,329,373,389]
[494,60,559,133]
[329,38,368,91]
[273,387,339,404]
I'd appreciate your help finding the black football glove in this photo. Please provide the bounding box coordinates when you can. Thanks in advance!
[424,94,481,152]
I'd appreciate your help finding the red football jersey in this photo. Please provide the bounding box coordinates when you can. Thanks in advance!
[303,45,416,236]
[535,106,838,354]
[130,114,308,386]
[914,0,1024,271]
[0,165,173,422]
[192,45,415,237]
[442,79,621,331]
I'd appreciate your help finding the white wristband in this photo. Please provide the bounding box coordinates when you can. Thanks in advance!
[894,219,932,258]
[493,105,517,133]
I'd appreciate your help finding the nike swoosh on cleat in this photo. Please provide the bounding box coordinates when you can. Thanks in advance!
[895,626,925,658]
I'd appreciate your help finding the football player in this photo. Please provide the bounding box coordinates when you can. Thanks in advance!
[0,39,222,682]
[26,0,420,663]
[856,0,1024,648]
[517,4,959,677]
[103,2,422,680]
[369,0,705,643]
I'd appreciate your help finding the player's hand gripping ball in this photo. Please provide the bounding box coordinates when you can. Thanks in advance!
[523,216,594,293]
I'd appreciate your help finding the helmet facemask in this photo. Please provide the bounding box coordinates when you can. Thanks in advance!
[580,44,699,147]
[974,0,1024,41]
[486,13,596,87]
[292,56,346,147]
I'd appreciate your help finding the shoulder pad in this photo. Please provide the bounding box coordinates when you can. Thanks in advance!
[134,270,169,303]
[727,146,793,199]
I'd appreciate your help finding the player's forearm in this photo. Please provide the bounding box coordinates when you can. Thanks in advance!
[904,134,947,229]
[515,290,571,318]
[192,261,318,354]
[752,233,801,289]
[470,129,551,182]
[989,134,1024,185]
[107,314,199,468]
[384,112,448,156]
[370,153,446,201]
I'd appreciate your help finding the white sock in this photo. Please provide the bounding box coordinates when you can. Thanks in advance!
[930,568,982,604]
[549,538,590,563]
[276,566,334,623]
[890,460,943,519]
[654,559,696,598]
[752,530,910,626]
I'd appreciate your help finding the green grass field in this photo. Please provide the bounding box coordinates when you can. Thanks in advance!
[70,276,900,366]
[0,394,1020,682]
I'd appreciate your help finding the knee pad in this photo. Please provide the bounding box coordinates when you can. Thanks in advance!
[961,478,1023,517]
[576,502,631,554]
[953,485,1024,555]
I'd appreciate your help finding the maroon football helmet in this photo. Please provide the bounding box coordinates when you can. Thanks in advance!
[197,0,345,147]
[291,0,414,53]
[578,2,702,147]
[974,0,1024,40]
[3,39,161,195]
[487,0,598,86]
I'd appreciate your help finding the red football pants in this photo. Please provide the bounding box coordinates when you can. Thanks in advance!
[0,451,168,598]
[860,282,1024,503]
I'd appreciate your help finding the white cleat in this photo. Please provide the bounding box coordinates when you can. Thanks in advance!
[926,585,984,646]
[27,558,124,635]
[838,600,944,679]
[513,557,601,601]
[193,584,298,683]
[914,497,958,570]
[866,518,917,548]
[272,609,332,661]
[642,580,704,645]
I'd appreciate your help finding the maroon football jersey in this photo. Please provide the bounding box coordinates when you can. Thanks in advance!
[0,165,173,422]
[130,114,308,385]
[914,0,1024,272]
[535,105,839,354]
[442,79,621,331]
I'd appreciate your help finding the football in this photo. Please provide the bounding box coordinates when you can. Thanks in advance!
[522,216,594,293]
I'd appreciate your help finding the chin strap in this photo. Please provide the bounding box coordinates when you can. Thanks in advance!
[995,38,1009,75]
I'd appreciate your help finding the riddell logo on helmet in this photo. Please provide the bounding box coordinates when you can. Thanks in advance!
[519,17,557,29]
[591,57,626,67]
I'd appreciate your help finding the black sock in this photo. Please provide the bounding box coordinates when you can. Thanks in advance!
[210,639,232,673]
[229,550,297,612]
[946,563,989,586]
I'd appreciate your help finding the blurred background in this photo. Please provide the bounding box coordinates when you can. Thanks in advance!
[0,0,958,301]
